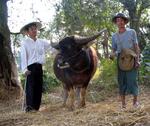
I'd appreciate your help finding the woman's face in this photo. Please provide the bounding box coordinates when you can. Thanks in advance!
[115,17,126,29]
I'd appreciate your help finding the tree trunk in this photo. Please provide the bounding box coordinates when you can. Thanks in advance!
[0,0,22,101]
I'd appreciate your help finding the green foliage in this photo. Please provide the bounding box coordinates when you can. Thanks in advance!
[53,0,150,51]
[139,43,150,86]
[54,0,121,36]
[142,43,150,64]
[97,58,117,89]
[92,58,118,92]
[87,58,118,102]
[42,54,60,93]
[42,70,60,93]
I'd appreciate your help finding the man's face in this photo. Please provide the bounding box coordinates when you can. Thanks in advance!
[115,17,126,28]
[27,25,37,37]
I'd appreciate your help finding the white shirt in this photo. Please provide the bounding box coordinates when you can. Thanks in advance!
[20,37,53,73]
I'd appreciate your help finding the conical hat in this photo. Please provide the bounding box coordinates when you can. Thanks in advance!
[20,22,42,34]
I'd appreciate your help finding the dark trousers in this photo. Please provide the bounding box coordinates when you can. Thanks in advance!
[26,63,43,111]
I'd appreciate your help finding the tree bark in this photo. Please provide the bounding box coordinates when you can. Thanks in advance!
[0,0,22,101]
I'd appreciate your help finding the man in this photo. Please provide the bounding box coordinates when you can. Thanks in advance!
[20,22,52,112]
[111,13,140,109]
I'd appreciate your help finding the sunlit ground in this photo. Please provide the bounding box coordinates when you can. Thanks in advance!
[0,85,150,126]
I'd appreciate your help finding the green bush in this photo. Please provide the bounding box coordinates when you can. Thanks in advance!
[90,58,118,94]
[139,43,150,86]
[42,70,60,93]
[96,58,117,89]
[87,58,118,102]
[42,54,60,93]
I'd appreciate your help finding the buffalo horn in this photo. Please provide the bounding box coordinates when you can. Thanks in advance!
[75,28,107,44]
[51,42,59,49]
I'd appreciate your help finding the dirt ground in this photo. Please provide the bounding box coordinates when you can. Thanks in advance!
[0,85,150,126]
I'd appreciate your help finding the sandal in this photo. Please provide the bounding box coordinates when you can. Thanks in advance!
[121,104,126,109]
[133,102,140,108]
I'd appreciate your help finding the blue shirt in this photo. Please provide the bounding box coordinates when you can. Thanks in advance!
[112,28,138,54]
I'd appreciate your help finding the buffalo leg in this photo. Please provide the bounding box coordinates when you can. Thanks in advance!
[75,87,80,106]
[62,88,68,107]
[79,87,86,108]
[67,88,75,111]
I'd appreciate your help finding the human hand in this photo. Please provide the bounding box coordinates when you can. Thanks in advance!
[134,58,140,69]
[109,52,116,60]
[24,70,31,77]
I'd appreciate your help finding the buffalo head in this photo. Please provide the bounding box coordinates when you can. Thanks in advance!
[52,29,107,69]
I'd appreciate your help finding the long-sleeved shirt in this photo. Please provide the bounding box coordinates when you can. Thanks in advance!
[20,37,53,73]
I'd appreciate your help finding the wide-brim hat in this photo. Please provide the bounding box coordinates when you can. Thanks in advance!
[112,13,129,24]
[20,22,42,34]
[119,48,137,71]
[121,48,137,57]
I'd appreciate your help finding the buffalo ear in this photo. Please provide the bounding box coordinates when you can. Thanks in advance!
[51,42,60,50]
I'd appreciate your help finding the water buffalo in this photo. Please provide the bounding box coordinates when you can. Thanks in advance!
[52,29,106,110]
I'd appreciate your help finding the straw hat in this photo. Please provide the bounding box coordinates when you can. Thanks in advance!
[119,48,137,71]
[20,22,42,34]
[112,13,129,24]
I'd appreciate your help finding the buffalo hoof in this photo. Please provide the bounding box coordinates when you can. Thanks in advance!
[61,103,67,107]
[78,103,86,108]
[67,106,74,111]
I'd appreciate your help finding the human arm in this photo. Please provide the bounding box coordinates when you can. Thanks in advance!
[132,30,140,68]
[43,40,57,55]
[134,43,140,68]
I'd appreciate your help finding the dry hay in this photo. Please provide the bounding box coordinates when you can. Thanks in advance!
[0,85,149,126]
